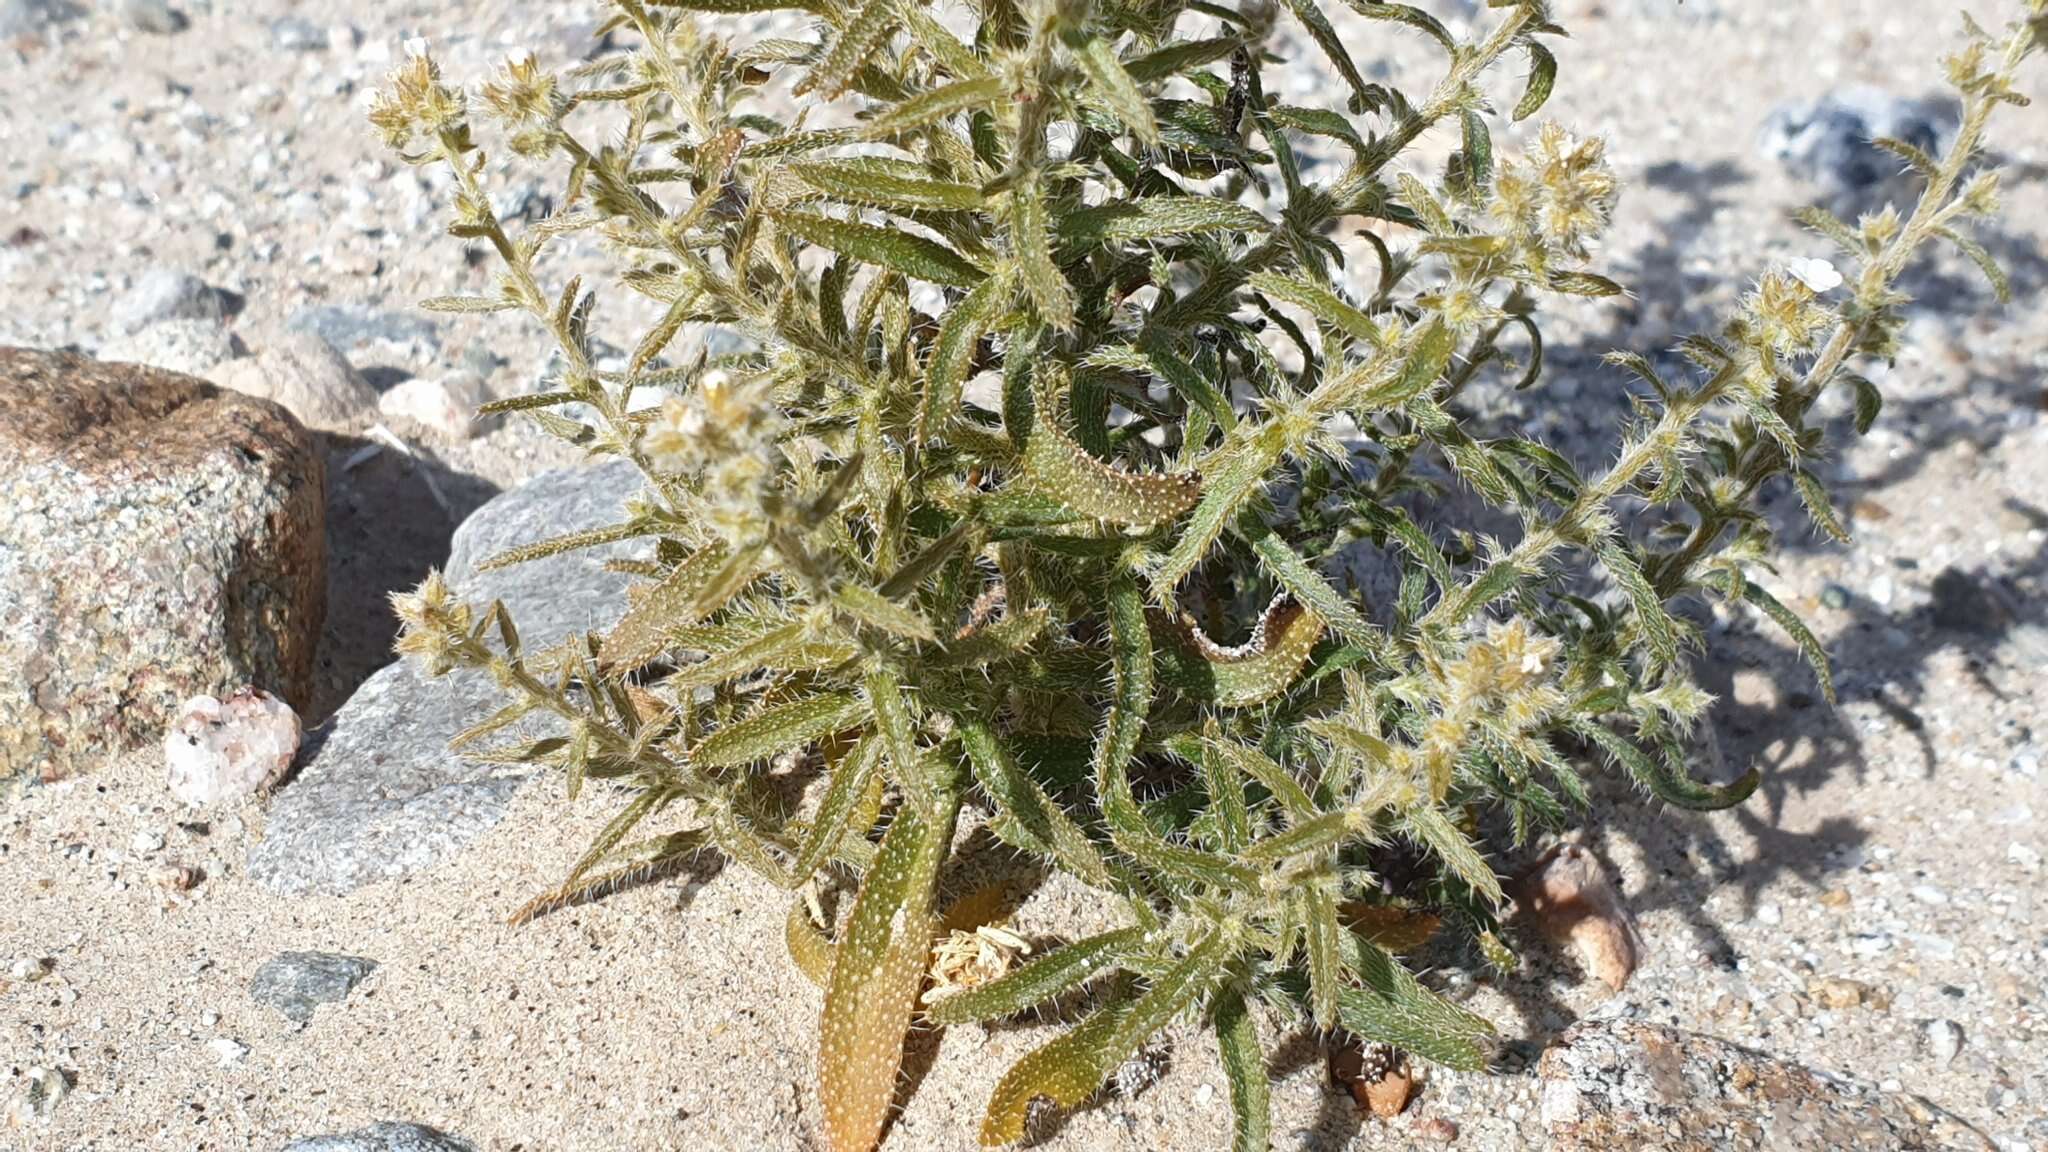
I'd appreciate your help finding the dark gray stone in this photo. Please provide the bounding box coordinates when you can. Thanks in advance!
[280,1122,472,1152]
[250,951,377,1023]
[249,461,647,894]
[1760,87,1957,203]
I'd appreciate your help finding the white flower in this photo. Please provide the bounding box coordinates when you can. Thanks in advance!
[1785,256,1844,294]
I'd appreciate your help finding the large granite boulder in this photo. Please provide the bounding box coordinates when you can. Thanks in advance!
[249,460,645,895]
[0,348,325,780]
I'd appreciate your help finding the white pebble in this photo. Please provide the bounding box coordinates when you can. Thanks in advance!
[164,688,302,807]
[209,1037,250,1067]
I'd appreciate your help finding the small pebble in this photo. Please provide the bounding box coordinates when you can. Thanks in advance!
[209,1036,250,1067]
[10,956,54,983]
[1926,1018,1964,1067]
[1417,1116,1461,1143]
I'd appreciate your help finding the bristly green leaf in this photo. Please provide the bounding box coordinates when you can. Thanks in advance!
[1074,39,1160,146]
[919,272,1009,442]
[803,0,901,98]
[774,210,987,287]
[1212,988,1271,1152]
[863,76,1008,136]
[1017,410,1202,528]
[792,158,988,212]
[1792,468,1851,544]
[820,779,959,1152]
[1936,225,2012,302]
[1333,931,1496,1069]
[1059,198,1270,247]
[1738,575,1836,704]
[1575,721,1761,811]
[925,927,1142,1025]
[693,692,868,768]
[1403,805,1504,906]
[959,721,1117,888]
[602,542,736,673]
[979,929,1230,1145]
[1514,41,1557,120]
[1596,541,1678,669]
[1281,0,1379,115]
[1011,178,1076,330]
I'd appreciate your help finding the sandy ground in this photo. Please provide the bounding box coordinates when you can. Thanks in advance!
[3,0,2047,1148]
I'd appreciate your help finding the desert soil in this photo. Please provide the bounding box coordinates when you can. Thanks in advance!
[2,0,2045,1149]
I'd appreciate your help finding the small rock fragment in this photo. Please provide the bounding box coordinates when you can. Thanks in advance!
[9,956,53,982]
[1925,1018,1964,1067]
[269,14,326,50]
[164,688,302,807]
[151,863,203,891]
[1810,977,1873,1011]
[1416,1116,1460,1143]
[377,372,491,440]
[1515,842,1641,992]
[115,0,178,33]
[3,1066,70,1125]
[1331,1040,1417,1119]
[112,267,219,332]
[209,1036,250,1067]
[250,951,378,1023]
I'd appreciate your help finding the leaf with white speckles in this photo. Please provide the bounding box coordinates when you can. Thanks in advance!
[819,782,961,1152]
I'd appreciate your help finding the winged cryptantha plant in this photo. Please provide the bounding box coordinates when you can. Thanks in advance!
[374,0,2043,1147]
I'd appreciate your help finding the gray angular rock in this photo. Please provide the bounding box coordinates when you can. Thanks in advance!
[287,305,440,360]
[1539,1019,1991,1151]
[1760,88,1957,203]
[99,318,242,378]
[212,330,377,432]
[0,0,82,37]
[112,268,220,333]
[280,1122,472,1152]
[0,348,325,781]
[268,14,326,50]
[249,461,647,895]
[115,0,179,33]
[250,951,377,1023]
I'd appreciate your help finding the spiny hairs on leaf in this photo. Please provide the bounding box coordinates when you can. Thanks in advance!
[373,1,2041,1148]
